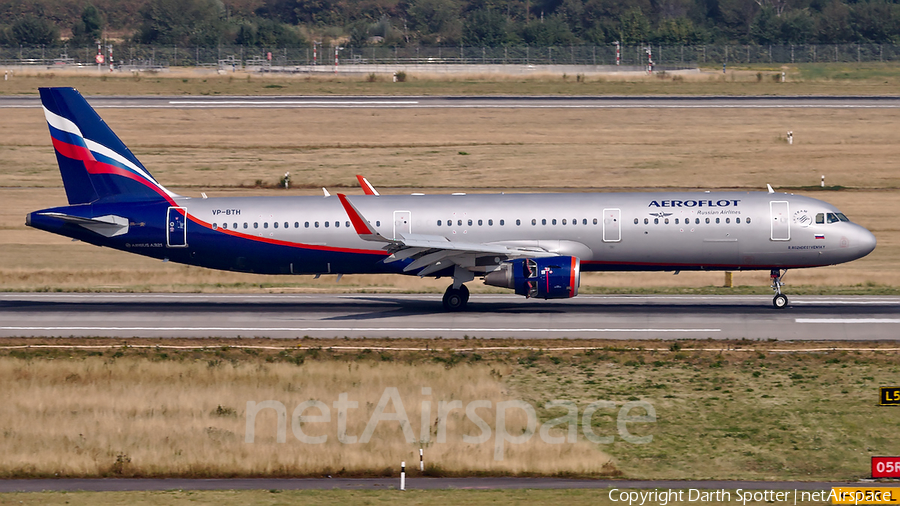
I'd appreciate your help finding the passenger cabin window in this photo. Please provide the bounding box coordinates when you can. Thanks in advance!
[488,219,493,226]
[285,222,289,228]
[315,222,319,228]
[593,218,598,225]
[294,222,299,228]
[532,219,537,226]
[346,221,350,228]
[644,218,649,225]
[273,222,278,228]
[376,221,381,227]
[715,218,720,224]
[499,219,504,226]
[634,218,639,224]
[264,222,269,229]
[468,219,473,226]
[582,219,587,225]
[726,218,730,224]
[562,219,567,225]
[305,222,309,228]
[458,220,462,226]
[664,218,669,224]
[437,220,442,226]
[243,223,248,229]
[552,219,557,225]
[233,223,238,229]
[212,223,218,230]
[654,218,659,224]
[221,223,227,229]
[478,219,483,226]
[542,219,547,225]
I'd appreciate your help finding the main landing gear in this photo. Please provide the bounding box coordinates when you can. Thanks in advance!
[442,284,470,311]
[770,268,788,309]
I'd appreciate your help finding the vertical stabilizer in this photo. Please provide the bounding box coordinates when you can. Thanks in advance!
[39,87,177,204]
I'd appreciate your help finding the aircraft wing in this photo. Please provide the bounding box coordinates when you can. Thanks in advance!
[337,194,552,276]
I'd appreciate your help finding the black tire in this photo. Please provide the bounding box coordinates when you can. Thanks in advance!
[459,284,470,304]
[773,294,788,309]
[442,286,467,311]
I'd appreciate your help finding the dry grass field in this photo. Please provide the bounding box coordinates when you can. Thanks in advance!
[0,339,897,481]
[3,63,900,96]
[0,103,897,292]
[0,352,612,478]
[0,489,850,506]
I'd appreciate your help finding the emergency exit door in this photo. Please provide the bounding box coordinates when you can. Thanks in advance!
[167,207,187,247]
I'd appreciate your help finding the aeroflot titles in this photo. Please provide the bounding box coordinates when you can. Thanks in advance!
[649,199,741,208]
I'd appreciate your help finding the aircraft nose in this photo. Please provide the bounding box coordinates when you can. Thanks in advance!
[858,227,877,256]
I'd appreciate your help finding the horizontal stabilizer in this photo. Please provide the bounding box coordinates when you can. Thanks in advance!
[39,212,129,237]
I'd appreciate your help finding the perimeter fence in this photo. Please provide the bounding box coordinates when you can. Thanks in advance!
[2,44,900,69]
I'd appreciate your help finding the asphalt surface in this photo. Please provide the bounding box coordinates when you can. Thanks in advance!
[1,293,898,340]
[5,95,900,108]
[0,477,895,492]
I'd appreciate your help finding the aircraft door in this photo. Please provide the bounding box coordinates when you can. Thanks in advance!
[393,210,411,239]
[167,207,188,247]
[602,208,621,242]
[770,201,790,241]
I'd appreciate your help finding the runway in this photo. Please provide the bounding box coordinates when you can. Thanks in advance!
[5,95,900,108]
[0,477,893,492]
[1,293,898,340]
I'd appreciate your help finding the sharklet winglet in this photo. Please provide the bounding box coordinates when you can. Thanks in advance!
[337,193,390,243]
[356,175,380,196]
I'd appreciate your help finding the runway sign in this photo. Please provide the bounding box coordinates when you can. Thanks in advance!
[880,386,900,405]
[872,456,900,478]
[832,487,898,505]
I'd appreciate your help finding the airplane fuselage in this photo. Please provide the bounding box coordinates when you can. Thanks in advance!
[28,191,876,277]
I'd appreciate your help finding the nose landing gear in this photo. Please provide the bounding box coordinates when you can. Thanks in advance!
[771,268,788,309]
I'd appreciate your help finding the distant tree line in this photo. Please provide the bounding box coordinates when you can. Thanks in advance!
[2,0,900,48]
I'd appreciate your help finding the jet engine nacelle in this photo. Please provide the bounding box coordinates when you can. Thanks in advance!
[483,256,580,299]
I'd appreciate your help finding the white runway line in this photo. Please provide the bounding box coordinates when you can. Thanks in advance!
[168,100,420,105]
[0,326,721,333]
[795,318,900,323]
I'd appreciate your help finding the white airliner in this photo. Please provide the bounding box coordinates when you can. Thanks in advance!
[26,87,877,310]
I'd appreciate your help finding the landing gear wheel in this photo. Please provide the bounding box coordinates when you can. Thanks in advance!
[773,293,788,309]
[442,285,468,311]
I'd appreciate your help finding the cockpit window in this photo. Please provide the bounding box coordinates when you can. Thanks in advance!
[815,213,824,224]
[835,212,849,222]
[827,213,840,224]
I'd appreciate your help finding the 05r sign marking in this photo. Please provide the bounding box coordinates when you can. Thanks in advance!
[872,457,900,478]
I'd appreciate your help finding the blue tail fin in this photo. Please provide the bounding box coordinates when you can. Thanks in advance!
[39,87,177,205]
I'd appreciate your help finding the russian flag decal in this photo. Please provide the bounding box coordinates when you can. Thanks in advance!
[815,234,825,240]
